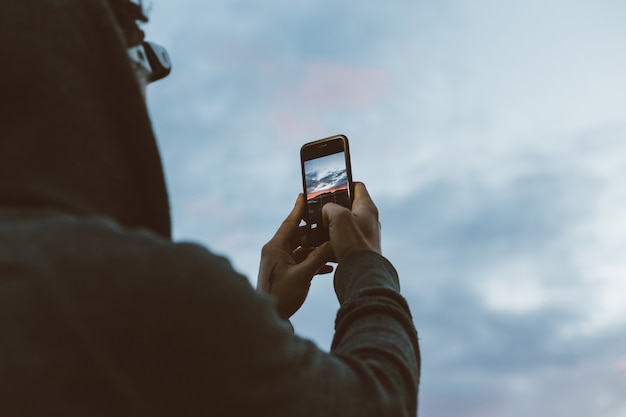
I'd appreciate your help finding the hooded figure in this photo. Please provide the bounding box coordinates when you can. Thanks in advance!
[0,0,170,236]
[0,1,420,416]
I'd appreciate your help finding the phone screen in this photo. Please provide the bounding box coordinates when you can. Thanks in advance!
[304,151,350,233]
[301,135,352,245]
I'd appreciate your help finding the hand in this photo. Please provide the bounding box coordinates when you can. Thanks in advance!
[322,182,382,262]
[257,194,334,319]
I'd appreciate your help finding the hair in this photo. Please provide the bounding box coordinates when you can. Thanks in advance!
[106,0,148,46]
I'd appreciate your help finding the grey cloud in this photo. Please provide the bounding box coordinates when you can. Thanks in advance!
[144,1,626,416]
[306,168,346,194]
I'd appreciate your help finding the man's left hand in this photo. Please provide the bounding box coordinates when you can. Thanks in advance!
[257,194,333,319]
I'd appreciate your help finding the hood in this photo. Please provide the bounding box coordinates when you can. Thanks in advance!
[0,0,171,238]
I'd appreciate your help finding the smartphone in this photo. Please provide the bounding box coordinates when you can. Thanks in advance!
[300,134,354,247]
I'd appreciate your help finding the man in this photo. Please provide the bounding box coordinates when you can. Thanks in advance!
[0,0,420,415]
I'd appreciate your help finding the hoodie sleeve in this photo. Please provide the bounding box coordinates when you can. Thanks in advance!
[331,250,421,416]
[56,233,420,417]
[133,245,421,417]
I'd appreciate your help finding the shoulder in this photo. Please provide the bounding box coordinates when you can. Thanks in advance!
[2,212,251,296]
[4,211,277,339]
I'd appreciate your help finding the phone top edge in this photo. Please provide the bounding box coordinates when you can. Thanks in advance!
[300,135,349,162]
[300,134,348,152]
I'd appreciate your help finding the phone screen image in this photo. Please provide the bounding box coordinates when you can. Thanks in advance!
[303,151,350,235]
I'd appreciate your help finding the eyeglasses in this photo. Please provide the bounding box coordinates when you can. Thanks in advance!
[127,41,172,83]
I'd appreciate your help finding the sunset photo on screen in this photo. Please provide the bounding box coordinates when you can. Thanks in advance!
[304,152,348,200]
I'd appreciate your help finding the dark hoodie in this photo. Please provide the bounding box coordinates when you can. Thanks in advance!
[0,1,420,416]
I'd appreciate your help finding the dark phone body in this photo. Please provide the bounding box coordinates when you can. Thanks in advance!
[300,134,354,247]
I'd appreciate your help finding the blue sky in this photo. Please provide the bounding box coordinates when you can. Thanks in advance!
[304,151,347,195]
[142,1,626,416]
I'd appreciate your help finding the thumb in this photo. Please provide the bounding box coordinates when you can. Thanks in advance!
[322,202,347,229]
[294,241,333,281]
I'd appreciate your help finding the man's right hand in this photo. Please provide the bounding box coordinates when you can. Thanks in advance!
[322,182,382,262]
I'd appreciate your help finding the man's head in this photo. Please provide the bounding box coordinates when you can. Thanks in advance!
[107,0,147,47]
[0,0,173,237]
[106,0,171,93]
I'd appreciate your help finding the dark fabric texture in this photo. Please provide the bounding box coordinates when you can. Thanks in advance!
[0,0,420,416]
[0,0,171,238]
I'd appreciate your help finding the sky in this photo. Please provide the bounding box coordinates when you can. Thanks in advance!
[142,1,626,416]
[304,151,348,196]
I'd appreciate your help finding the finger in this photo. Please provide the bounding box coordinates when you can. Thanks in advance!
[292,246,314,263]
[272,194,306,246]
[293,241,333,282]
[297,225,310,248]
[351,182,378,218]
[316,264,334,275]
[289,224,307,250]
[294,243,337,265]
[321,201,349,229]
[298,225,321,249]
[321,183,376,226]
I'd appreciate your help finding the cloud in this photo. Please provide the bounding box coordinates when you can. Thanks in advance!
[306,168,346,194]
[373,123,626,416]
[143,0,626,416]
